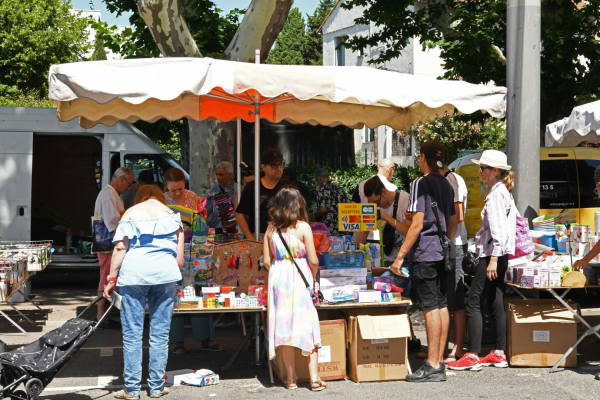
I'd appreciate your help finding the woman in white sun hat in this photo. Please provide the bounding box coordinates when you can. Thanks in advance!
[448,150,516,372]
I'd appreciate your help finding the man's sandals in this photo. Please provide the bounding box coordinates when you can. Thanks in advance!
[200,340,225,351]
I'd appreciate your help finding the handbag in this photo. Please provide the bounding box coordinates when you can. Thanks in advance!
[91,186,116,253]
[277,228,324,306]
[510,202,535,259]
[382,192,400,256]
[423,178,456,273]
[462,243,480,276]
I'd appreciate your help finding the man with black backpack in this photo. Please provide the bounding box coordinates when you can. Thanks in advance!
[392,140,457,383]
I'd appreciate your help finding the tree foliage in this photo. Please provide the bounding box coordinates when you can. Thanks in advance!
[342,0,600,128]
[304,0,336,65]
[407,111,507,163]
[0,0,90,97]
[266,8,307,65]
[90,0,244,59]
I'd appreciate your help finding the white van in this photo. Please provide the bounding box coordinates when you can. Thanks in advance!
[0,106,188,248]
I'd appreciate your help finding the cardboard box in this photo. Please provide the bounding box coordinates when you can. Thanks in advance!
[272,311,346,383]
[343,313,411,382]
[506,299,579,367]
[572,242,590,257]
[319,268,368,278]
[320,276,367,287]
[571,225,592,243]
[357,291,382,303]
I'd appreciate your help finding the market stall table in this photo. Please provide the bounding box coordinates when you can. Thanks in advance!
[169,306,266,371]
[506,282,600,372]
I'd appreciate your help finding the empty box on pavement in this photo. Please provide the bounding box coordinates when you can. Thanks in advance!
[272,310,346,383]
[343,312,411,382]
[506,299,579,367]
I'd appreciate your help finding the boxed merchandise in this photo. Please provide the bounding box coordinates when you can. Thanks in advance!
[320,276,367,287]
[533,266,549,288]
[572,242,590,257]
[520,266,535,288]
[321,285,366,302]
[248,285,267,306]
[357,291,382,303]
[506,299,579,367]
[549,266,562,287]
[571,225,592,243]
[513,267,524,284]
[371,276,395,287]
[273,311,346,383]
[331,237,344,251]
[319,268,368,278]
[343,312,411,382]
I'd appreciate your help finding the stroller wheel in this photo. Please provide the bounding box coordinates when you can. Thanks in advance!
[24,379,43,400]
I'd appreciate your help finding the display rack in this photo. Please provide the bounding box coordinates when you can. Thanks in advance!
[0,240,52,335]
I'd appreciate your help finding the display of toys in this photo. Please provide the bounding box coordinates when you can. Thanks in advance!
[234,298,248,308]
[247,296,258,307]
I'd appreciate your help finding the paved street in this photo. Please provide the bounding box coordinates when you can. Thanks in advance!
[1,270,599,400]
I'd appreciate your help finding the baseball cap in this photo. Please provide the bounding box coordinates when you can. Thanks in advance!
[261,149,284,165]
[420,139,446,168]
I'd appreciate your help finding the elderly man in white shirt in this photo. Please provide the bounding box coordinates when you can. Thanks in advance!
[94,167,134,327]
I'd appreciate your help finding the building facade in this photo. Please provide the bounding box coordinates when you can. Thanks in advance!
[320,0,445,167]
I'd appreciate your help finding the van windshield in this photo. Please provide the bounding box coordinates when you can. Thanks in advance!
[539,160,578,209]
[124,153,189,187]
[577,160,600,208]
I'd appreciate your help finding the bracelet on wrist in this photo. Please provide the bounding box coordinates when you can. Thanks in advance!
[108,277,118,282]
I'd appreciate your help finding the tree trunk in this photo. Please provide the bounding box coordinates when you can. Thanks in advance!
[189,120,236,196]
[136,0,293,196]
[178,123,190,172]
[137,0,202,57]
[225,0,294,62]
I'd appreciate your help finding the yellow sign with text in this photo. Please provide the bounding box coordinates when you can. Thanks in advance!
[338,203,378,232]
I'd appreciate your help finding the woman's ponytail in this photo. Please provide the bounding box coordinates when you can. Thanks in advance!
[499,169,515,192]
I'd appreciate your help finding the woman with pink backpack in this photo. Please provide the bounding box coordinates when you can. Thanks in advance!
[448,150,517,371]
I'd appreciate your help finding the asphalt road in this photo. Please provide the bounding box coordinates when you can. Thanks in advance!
[13,270,600,399]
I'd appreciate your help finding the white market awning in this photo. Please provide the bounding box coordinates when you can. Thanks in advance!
[545,100,600,147]
[48,57,506,129]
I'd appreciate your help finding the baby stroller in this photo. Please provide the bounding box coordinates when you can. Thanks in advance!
[0,292,121,400]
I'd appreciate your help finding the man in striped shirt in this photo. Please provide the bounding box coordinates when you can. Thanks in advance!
[392,140,457,383]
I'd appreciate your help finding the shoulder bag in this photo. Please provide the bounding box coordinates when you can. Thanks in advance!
[91,186,116,253]
[422,178,456,272]
[277,228,324,306]
[382,192,401,256]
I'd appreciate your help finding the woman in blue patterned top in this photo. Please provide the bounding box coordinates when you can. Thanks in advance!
[104,185,184,399]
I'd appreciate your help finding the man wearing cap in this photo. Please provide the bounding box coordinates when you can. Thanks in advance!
[235,149,296,241]
[354,158,399,245]
[392,139,457,382]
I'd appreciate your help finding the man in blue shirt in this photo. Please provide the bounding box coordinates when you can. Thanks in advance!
[206,161,240,232]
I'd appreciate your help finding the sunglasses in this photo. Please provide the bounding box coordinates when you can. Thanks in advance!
[267,161,286,169]
[479,165,492,172]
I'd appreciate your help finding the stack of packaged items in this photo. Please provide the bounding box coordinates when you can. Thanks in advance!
[319,268,368,302]
[555,224,595,257]
[506,252,570,288]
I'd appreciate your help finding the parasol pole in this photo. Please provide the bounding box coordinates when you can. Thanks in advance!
[254,49,261,240]
[237,117,242,203]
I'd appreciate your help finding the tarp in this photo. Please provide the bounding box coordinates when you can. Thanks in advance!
[545,100,600,147]
[48,57,507,129]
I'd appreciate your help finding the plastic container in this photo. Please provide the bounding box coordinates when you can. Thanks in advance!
[321,252,365,269]
[538,235,557,250]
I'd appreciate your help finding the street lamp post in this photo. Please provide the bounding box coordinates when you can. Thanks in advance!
[506,0,541,223]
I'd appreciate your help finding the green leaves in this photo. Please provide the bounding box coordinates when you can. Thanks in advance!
[342,0,600,129]
[0,0,90,97]
[267,8,307,65]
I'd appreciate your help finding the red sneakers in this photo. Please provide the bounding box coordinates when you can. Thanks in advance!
[447,354,482,371]
[480,351,508,368]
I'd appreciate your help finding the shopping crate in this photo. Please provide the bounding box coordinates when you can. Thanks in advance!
[322,252,365,269]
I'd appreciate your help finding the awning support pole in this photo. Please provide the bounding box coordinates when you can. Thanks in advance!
[254,49,261,240]
[237,118,242,203]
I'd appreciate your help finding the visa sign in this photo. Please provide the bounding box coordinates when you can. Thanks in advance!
[342,223,360,230]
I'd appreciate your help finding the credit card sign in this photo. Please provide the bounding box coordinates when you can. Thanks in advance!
[338,203,378,231]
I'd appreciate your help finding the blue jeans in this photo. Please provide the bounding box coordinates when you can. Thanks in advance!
[120,283,176,397]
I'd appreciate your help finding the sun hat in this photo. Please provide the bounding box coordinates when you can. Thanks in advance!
[472,150,512,170]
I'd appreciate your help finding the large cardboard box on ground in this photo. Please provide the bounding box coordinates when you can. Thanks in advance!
[506,299,580,367]
[272,310,346,383]
[342,309,411,382]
